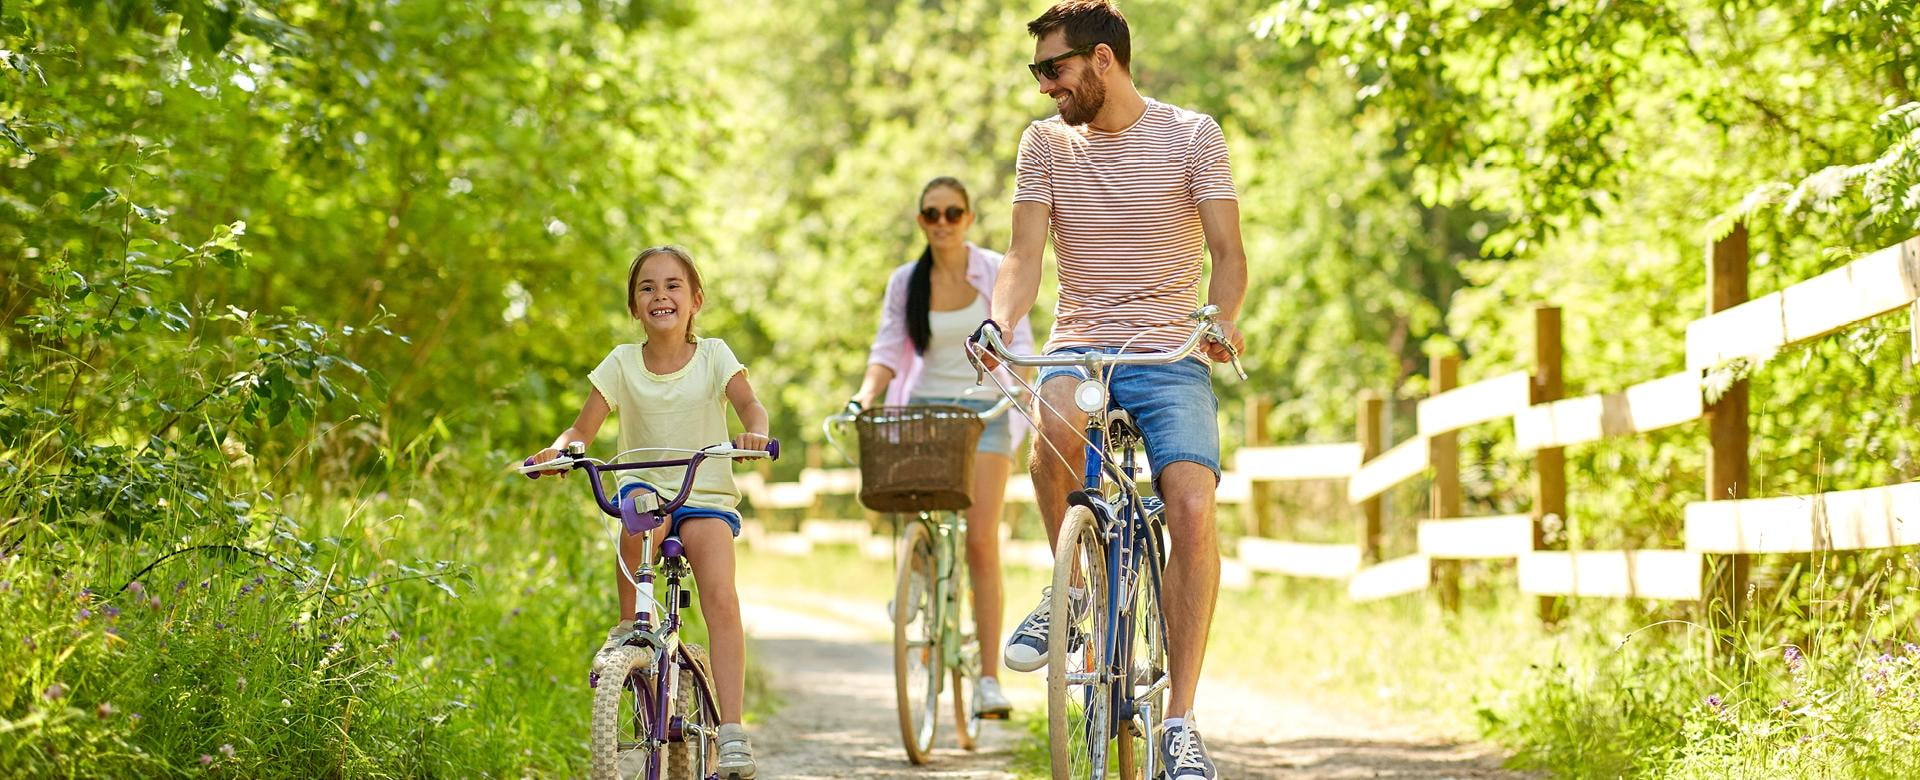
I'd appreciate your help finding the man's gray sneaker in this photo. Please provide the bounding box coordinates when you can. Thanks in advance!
[1003,587,1087,672]
[1160,712,1217,779]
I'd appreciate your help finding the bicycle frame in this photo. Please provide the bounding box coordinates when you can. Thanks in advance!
[904,509,977,679]
[1078,399,1172,770]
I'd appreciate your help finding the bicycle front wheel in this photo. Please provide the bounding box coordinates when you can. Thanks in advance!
[1048,505,1111,778]
[893,519,942,764]
[1117,514,1169,780]
[590,644,657,780]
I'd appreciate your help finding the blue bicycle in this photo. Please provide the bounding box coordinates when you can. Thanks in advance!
[970,306,1242,779]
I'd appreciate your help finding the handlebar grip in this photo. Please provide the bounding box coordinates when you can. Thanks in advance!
[522,456,542,479]
[767,438,781,461]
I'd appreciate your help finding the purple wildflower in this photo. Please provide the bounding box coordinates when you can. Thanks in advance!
[199,754,213,766]
[128,582,145,596]
[1706,694,1724,710]
[1784,646,1805,673]
[386,630,401,642]
[175,580,187,593]
[238,585,252,596]
[80,587,93,598]
[76,608,91,621]
[105,627,120,637]
[44,683,66,700]
[103,605,120,619]
[251,575,264,586]
[22,636,35,650]
[1907,643,1919,656]
[148,597,162,609]
[214,622,226,630]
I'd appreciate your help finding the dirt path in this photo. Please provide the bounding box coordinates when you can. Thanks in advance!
[742,588,1532,779]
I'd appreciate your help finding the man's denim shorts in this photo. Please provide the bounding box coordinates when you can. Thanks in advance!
[617,481,743,537]
[1036,347,1221,482]
[908,395,1016,458]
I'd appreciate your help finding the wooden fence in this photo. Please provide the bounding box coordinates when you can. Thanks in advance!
[740,224,1920,618]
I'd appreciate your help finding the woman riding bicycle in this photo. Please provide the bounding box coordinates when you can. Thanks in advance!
[850,175,1037,719]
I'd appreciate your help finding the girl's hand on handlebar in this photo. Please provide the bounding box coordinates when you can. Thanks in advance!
[731,432,772,454]
[527,447,570,479]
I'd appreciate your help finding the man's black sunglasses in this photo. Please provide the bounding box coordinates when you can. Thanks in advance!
[1028,43,1097,82]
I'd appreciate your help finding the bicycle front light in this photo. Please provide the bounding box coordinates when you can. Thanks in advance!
[1073,378,1108,414]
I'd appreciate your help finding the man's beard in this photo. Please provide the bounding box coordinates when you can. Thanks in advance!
[1060,75,1107,126]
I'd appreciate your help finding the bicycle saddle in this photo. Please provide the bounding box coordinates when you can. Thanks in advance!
[1104,409,1144,447]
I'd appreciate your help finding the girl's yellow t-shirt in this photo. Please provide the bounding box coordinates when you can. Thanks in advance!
[587,338,745,512]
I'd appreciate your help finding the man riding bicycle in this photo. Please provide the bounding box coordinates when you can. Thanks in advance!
[970,2,1248,777]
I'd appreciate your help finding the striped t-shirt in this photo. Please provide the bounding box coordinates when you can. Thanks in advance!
[1013,98,1237,351]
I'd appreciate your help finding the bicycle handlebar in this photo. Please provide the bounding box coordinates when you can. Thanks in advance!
[967,304,1247,380]
[514,440,780,520]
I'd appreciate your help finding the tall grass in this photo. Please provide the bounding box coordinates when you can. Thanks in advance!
[0,447,775,777]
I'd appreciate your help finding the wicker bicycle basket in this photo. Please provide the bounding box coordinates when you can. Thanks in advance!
[853,404,984,513]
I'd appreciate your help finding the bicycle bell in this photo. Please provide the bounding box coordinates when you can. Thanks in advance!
[1073,378,1108,413]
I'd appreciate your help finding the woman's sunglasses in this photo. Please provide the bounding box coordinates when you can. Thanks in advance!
[1028,43,1096,82]
[919,206,968,224]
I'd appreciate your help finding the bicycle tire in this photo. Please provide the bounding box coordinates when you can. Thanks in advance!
[590,644,656,780]
[666,643,722,780]
[1048,505,1111,778]
[893,520,942,764]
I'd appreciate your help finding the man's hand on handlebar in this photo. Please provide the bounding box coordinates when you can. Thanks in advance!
[968,318,1004,374]
[1206,319,1246,364]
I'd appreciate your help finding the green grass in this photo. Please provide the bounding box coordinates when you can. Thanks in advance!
[0,460,772,777]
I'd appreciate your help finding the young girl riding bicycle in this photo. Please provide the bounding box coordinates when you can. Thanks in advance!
[528,245,769,779]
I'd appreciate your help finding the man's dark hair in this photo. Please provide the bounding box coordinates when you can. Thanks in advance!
[1027,0,1131,71]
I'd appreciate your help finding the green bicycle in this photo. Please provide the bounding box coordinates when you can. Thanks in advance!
[825,390,1021,764]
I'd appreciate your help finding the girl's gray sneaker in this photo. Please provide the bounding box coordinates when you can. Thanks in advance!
[717,723,757,779]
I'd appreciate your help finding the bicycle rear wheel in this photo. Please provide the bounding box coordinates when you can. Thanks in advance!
[666,644,721,780]
[1048,505,1111,778]
[590,644,657,780]
[893,519,942,764]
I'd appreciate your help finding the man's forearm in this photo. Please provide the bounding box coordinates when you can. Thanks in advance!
[1206,247,1248,321]
[991,248,1043,328]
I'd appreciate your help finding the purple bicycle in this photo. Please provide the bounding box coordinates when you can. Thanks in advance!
[518,440,778,780]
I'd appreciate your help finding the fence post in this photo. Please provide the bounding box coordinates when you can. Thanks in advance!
[1244,395,1275,538]
[1357,391,1385,564]
[1430,355,1462,612]
[1531,306,1567,625]
[1705,223,1752,658]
